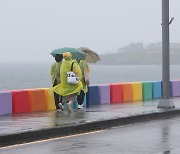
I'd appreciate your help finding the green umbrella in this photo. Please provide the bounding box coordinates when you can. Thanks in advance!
[50,47,85,59]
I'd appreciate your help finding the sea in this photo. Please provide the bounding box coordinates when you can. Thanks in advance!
[1,63,180,91]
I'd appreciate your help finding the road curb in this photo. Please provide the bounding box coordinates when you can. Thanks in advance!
[1,109,180,147]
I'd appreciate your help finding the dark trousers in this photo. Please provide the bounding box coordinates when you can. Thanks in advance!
[53,81,61,110]
[77,90,85,105]
[54,92,60,110]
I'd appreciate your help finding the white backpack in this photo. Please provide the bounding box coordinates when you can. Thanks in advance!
[67,62,79,84]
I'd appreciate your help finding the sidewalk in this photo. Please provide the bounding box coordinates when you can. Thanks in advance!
[1,98,180,147]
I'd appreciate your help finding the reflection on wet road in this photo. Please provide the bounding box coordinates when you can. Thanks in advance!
[2,116,180,153]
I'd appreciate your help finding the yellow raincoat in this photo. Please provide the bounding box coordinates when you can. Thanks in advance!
[50,62,61,85]
[53,59,83,96]
[78,60,90,93]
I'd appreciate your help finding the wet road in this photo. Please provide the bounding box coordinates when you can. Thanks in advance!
[1,116,180,154]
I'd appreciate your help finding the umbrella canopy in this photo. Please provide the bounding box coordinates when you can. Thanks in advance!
[50,47,85,59]
[78,47,100,63]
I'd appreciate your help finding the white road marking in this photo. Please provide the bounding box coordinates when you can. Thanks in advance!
[0,129,106,149]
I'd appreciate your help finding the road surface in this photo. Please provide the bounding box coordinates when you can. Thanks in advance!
[1,116,180,153]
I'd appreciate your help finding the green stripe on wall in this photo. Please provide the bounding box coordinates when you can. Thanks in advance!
[142,82,153,100]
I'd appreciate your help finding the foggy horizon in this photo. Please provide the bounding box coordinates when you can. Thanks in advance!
[0,0,180,63]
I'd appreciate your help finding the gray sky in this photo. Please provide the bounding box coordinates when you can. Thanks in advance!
[0,0,180,63]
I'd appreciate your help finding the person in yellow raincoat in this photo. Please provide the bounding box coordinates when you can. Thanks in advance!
[53,52,83,112]
[76,59,90,109]
[50,54,63,111]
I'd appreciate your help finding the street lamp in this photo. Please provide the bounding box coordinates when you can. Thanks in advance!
[157,0,175,108]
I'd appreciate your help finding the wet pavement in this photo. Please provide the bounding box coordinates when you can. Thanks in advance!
[2,116,180,154]
[1,98,180,146]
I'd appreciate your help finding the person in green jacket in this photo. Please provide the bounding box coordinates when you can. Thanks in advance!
[53,52,83,112]
[77,59,90,109]
[50,54,63,111]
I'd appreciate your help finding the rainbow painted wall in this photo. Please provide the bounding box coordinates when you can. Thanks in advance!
[0,80,180,116]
